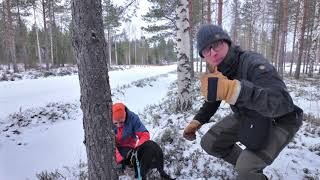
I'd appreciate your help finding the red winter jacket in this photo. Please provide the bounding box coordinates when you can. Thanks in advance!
[114,108,150,163]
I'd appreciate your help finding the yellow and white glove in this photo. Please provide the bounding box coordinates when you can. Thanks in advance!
[200,70,241,105]
[183,120,202,141]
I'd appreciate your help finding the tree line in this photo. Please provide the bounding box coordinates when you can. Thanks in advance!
[0,0,177,73]
[145,0,320,79]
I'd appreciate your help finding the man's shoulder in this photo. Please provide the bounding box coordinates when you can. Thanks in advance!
[240,51,272,67]
[241,51,265,62]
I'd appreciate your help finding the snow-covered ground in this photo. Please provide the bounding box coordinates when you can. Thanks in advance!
[0,64,320,180]
[0,65,177,180]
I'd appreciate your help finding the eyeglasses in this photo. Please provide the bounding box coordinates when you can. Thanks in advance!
[201,41,224,57]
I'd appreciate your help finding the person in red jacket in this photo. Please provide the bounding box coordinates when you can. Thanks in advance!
[112,102,150,166]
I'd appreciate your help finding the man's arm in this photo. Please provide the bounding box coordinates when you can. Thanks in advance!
[194,101,221,124]
[236,61,295,118]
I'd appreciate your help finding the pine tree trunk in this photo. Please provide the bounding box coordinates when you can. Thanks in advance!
[108,29,112,65]
[48,0,54,66]
[303,25,312,74]
[128,41,131,64]
[115,40,118,65]
[42,0,50,70]
[231,0,239,45]
[33,3,42,67]
[4,0,18,73]
[134,39,137,64]
[207,0,211,23]
[176,0,193,112]
[295,0,308,79]
[71,0,116,179]
[199,0,204,73]
[308,1,320,77]
[290,2,300,76]
[277,0,288,77]
[217,0,223,26]
[206,0,212,71]
[189,0,194,78]
[16,3,28,71]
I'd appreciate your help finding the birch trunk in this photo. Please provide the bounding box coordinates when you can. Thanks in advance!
[176,0,193,112]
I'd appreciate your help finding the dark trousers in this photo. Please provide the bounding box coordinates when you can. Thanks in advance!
[200,113,301,180]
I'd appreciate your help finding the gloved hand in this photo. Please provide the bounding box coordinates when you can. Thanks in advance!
[183,120,202,141]
[200,71,241,105]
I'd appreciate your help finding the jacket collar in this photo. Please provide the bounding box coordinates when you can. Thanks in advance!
[217,44,242,78]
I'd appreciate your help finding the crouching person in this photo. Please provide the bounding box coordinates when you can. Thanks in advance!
[183,24,303,180]
[112,103,150,171]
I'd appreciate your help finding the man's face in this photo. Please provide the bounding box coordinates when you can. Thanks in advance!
[201,40,229,66]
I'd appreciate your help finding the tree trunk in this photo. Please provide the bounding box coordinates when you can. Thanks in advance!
[33,3,42,67]
[231,0,239,45]
[189,0,194,78]
[4,0,18,73]
[42,0,50,70]
[176,0,193,112]
[206,0,212,71]
[108,29,112,66]
[207,0,211,23]
[128,41,131,64]
[115,40,118,65]
[49,0,54,66]
[308,1,319,77]
[289,2,300,76]
[134,39,137,64]
[71,0,116,179]
[277,0,288,77]
[303,25,312,74]
[16,3,28,71]
[295,0,308,79]
[199,0,204,73]
[217,0,222,26]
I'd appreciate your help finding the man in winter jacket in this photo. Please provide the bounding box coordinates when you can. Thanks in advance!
[183,24,303,180]
[112,103,150,166]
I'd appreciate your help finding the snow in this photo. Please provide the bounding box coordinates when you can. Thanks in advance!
[1,64,320,180]
[0,65,176,180]
[0,65,177,118]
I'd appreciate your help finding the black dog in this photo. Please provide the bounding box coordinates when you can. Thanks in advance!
[124,140,174,180]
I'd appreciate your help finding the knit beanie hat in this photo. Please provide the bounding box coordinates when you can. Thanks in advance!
[112,103,126,122]
[196,24,232,58]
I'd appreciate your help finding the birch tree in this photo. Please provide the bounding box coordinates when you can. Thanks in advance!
[176,0,192,111]
[71,0,116,179]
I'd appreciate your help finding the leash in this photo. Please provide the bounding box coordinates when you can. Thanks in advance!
[130,150,141,180]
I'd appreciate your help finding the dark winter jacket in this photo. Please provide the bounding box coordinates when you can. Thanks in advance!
[194,44,303,150]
